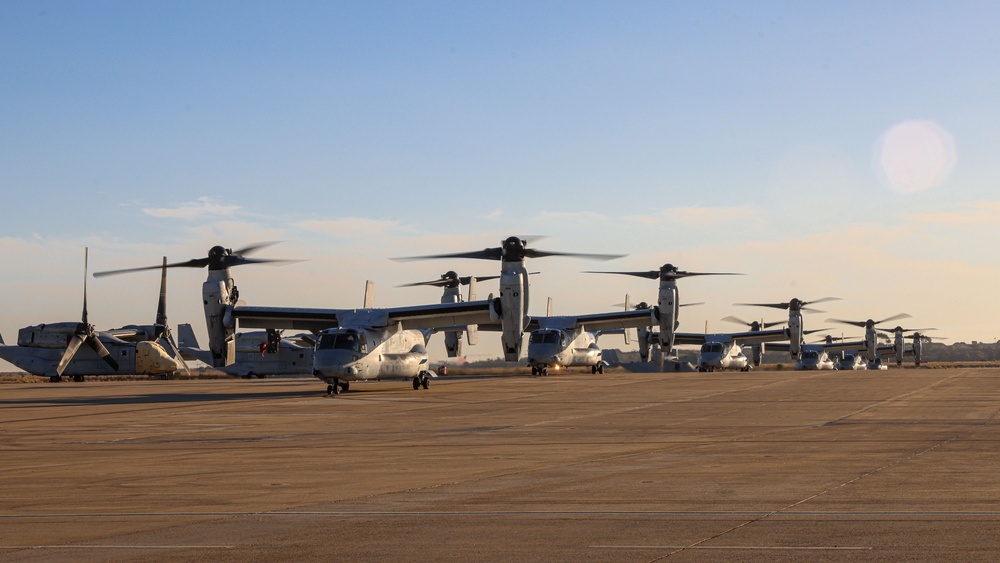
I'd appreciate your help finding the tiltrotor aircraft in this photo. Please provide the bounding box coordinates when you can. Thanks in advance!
[679,327,791,372]
[523,297,651,376]
[0,249,180,381]
[720,316,787,367]
[735,297,841,359]
[584,264,741,365]
[95,243,298,369]
[395,236,624,362]
[398,270,501,358]
[875,324,938,367]
[826,314,913,367]
[176,323,314,378]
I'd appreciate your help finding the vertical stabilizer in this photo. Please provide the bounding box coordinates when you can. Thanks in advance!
[177,323,200,349]
[364,280,375,308]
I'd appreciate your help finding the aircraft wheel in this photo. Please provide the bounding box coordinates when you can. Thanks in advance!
[340,381,349,392]
[421,376,429,390]
[541,368,547,377]
[327,384,335,396]
[741,365,750,372]
[161,374,169,380]
[331,379,341,395]
[49,375,61,383]
[591,365,597,374]
[531,366,537,376]
[73,375,84,382]
[413,376,421,390]
[597,364,604,375]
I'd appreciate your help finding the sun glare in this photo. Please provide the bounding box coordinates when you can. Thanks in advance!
[875,120,957,193]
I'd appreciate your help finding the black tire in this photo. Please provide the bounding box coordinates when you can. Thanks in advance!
[413,376,420,390]
[340,381,349,392]
[49,376,61,383]
[531,366,537,376]
[73,375,84,382]
[327,384,335,396]
[421,377,429,390]
[597,365,604,375]
[591,365,597,374]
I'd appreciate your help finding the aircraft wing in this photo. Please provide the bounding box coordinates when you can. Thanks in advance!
[233,300,495,332]
[725,328,790,345]
[672,332,710,345]
[537,309,654,332]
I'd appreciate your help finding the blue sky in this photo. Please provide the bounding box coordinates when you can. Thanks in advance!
[1,1,998,366]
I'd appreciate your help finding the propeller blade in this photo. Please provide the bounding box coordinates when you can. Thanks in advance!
[806,297,841,306]
[392,248,504,262]
[93,258,211,277]
[826,318,867,328]
[56,335,85,376]
[94,242,296,277]
[800,307,826,314]
[82,248,89,325]
[155,257,168,327]
[86,335,119,372]
[523,249,624,260]
[679,301,705,307]
[459,274,501,285]
[721,315,751,326]
[163,331,191,376]
[734,302,789,310]
[876,313,912,325]
[585,270,660,280]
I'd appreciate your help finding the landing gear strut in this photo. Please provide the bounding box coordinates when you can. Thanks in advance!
[412,372,430,390]
[327,378,344,396]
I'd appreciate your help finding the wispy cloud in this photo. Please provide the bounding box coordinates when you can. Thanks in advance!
[625,206,764,226]
[905,200,1000,225]
[294,217,402,238]
[142,197,241,220]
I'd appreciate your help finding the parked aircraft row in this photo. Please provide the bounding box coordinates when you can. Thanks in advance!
[0,238,939,392]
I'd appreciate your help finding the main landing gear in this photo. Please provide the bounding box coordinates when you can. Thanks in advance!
[591,364,605,375]
[412,371,430,390]
[326,378,350,396]
[531,366,548,377]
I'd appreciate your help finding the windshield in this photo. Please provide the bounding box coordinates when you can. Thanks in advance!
[317,330,365,353]
[700,343,724,353]
[803,351,819,359]
[530,331,560,345]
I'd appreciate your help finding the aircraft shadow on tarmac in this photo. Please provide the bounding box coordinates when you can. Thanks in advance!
[0,389,321,407]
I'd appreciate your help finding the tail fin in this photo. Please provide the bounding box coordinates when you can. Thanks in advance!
[177,323,200,349]
[364,280,375,308]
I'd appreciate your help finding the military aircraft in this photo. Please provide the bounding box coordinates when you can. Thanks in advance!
[826,314,912,367]
[95,243,528,394]
[678,328,790,372]
[95,243,298,369]
[584,264,741,365]
[720,316,787,367]
[176,323,314,378]
[230,280,497,394]
[875,324,937,367]
[735,297,841,359]
[398,270,501,358]
[523,297,652,376]
[0,249,180,382]
[395,236,624,362]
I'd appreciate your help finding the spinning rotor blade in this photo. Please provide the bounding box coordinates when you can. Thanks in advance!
[721,315,751,326]
[94,242,297,277]
[587,270,661,280]
[736,297,840,311]
[826,318,867,328]
[398,272,503,288]
[394,236,623,263]
[876,313,912,325]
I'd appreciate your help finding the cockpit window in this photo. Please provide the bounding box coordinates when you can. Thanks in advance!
[318,331,365,353]
[803,351,819,359]
[530,331,560,345]
[700,343,724,353]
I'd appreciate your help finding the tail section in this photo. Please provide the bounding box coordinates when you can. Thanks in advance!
[177,323,200,348]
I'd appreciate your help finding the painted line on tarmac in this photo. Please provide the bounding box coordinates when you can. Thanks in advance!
[0,545,232,550]
[590,545,871,551]
[4,510,1000,518]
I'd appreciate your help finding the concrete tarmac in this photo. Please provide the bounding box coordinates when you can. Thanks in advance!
[2,368,999,561]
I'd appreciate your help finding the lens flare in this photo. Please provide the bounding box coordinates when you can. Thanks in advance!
[875,120,956,193]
